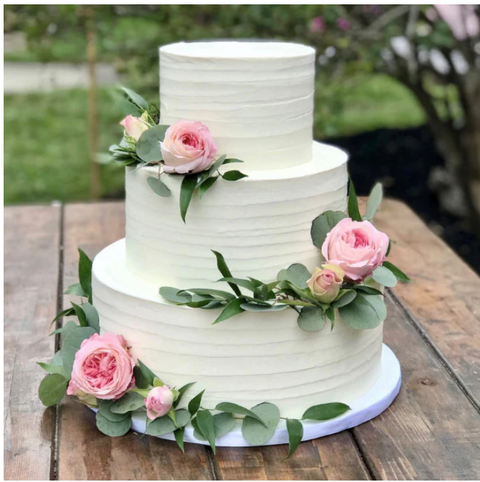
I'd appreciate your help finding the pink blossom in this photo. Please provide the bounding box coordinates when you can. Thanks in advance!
[322,218,389,282]
[336,17,351,31]
[145,386,174,421]
[435,5,479,41]
[310,16,326,34]
[120,115,149,141]
[67,333,135,400]
[161,120,218,174]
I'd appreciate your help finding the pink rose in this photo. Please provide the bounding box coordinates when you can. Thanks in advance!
[161,120,218,174]
[310,16,326,33]
[67,333,135,400]
[307,264,345,303]
[120,115,149,141]
[145,386,174,421]
[322,218,389,282]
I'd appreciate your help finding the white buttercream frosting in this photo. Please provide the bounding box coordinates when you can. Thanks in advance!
[159,41,315,170]
[93,239,384,418]
[125,141,348,288]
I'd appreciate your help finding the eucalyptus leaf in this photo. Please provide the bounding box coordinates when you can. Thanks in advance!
[332,289,357,309]
[64,283,87,297]
[241,402,280,445]
[302,402,350,421]
[71,302,88,327]
[382,261,411,282]
[96,412,132,437]
[62,326,97,376]
[174,428,185,453]
[81,302,99,332]
[353,285,383,296]
[348,179,362,221]
[38,374,68,407]
[286,419,304,458]
[178,288,235,301]
[222,170,248,181]
[174,381,196,408]
[371,265,398,288]
[159,287,192,304]
[180,174,198,223]
[213,298,245,324]
[188,390,205,416]
[365,183,383,220]
[361,294,387,321]
[111,391,146,414]
[78,248,92,301]
[338,296,381,330]
[51,350,63,365]
[175,409,191,428]
[240,302,287,312]
[37,362,66,377]
[98,400,130,422]
[310,211,348,249]
[297,306,326,332]
[277,264,311,289]
[214,402,267,427]
[147,414,176,436]
[196,410,216,453]
[213,412,236,438]
[147,176,171,197]
[211,250,242,297]
[136,125,168,162]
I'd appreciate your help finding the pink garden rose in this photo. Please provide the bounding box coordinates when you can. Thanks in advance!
[322,218,389,282]
[307,264,345,303]
[145,386,175,421]
[161,120,218,174]
[120,115,149,141]
[67,333,135,400]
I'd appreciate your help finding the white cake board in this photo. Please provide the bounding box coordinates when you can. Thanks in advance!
[92,344,400,447]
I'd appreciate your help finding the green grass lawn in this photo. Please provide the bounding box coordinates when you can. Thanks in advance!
[4,75,425,205]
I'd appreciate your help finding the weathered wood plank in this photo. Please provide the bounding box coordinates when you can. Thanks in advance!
[353,294,480,480]
[375,199,480,404]
[57,202,214,480]
[4,205,61,480]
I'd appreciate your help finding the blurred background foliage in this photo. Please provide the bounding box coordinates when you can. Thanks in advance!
[4,5,480,270]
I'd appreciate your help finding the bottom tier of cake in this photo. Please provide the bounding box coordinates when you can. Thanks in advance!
[92,239,384,419]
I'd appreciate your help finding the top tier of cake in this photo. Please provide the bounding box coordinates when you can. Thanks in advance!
[159,41,315,171]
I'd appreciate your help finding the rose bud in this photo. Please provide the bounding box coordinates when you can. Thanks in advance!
[322,218,389,282]
[120,114,149,141]
[145,386,175,421]
[67,333,135,400]
[307,264,345,303]
[161,120,218,174]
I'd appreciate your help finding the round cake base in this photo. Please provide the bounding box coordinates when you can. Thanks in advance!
[92,344,400,447]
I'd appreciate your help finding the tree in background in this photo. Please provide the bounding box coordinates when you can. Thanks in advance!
[307,5,480,234]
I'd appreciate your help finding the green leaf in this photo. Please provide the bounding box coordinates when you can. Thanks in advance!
[348,179,362,221]
[277,264,311,289]
[253,283,269,300]
[175,409,191,428]
[223,158,244,165]
[386,240,392,256]
[147,176,171,197]
[215,402,267,427]
[325,306,336,329]
[78,248,92,301]
[188,390,205,416]
[51,307,75,325]
[297,306,326,332]
[62,326,97,376]
[38,374,68,407]
[371,265,397,288]
[213,412,235,438]
[382,261,411,282]
[339,296,381,330]
[364,183,383,221]
[138,360,157,386]
[98,400,130,422]
[222,170,248,181]
[121,86,149,111]
[148,415,176,436]
[218,277,256,291]
[213,298,245,324]
[178,288,235,301]
[204,154,227,178]
[286,419,304,458]
[64,283,87,297]
[332,289,357,309]
[240,302,287,312]
[159,287,192,304]
[191,416,205,440]
[136,125,168,163]
[174,428,185,453]
[211,250,242,297]
[96,411,132,437]
[353,285,383,296]
[361,294,387,322]
[111,392,145,414]
[241,402,280,445]
[302,402,350,421]
[50,350,63,365]
[310,211,348,249]
[179,174,198,223]
[81,302,99,333]
[71,302,88,327]
[196,410,216,454]
[277,299,315,307]
[173,381,196,408]
[37,362,66,377]
[133,365,150,389]
[153,377,164,387]
[198,176,218,199]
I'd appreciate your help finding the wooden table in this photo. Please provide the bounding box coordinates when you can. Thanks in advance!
[5,199,480,480]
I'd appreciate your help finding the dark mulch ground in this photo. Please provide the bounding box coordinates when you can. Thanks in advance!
[331,126,480,275]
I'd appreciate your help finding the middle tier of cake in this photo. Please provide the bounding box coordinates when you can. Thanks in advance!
[125,141,348,288]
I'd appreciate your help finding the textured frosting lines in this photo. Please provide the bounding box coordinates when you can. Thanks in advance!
[159,42,315,170]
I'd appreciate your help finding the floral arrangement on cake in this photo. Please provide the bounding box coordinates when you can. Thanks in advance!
[160,181,410,330]
[38,253,349,456]
[106,88,247,221]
